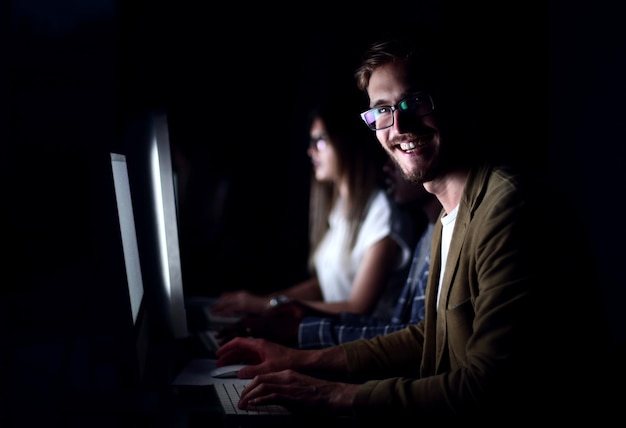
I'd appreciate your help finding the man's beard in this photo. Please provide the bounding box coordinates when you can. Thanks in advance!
[393,148,441,184]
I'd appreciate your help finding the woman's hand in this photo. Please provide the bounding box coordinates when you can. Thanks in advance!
[209,290,269,316]
[216,301,321,346]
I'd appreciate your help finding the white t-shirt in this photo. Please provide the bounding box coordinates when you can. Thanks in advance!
[437,204,459,309]
[313,189,411,302]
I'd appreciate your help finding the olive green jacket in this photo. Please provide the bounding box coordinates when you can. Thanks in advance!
[342,161,542,420]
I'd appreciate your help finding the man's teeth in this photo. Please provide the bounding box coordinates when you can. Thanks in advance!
[400,141,422,151]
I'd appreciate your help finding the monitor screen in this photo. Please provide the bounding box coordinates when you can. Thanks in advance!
[110,152,150,385]
[124,110,189,342]
[81,150,152,390]
[111,153,144,324]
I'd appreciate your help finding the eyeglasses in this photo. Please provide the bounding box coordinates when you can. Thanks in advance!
[360,93,434,131]
[309,135,328,151]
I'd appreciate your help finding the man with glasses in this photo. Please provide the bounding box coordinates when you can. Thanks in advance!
[214,37,609,422]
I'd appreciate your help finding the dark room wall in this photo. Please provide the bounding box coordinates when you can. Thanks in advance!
[5,0,625,349]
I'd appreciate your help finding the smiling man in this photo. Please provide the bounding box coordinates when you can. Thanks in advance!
[214,37,609,423]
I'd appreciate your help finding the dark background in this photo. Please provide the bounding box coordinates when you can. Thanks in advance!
[2,0,625,400]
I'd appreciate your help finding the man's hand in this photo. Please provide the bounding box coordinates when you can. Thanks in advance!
[215,337,299,376]
[238,369,358,413]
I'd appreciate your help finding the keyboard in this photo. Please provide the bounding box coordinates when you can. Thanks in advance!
[213,382,291,416]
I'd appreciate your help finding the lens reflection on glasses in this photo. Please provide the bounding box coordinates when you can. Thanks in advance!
[309,135,328,151]
[360,94,434,131]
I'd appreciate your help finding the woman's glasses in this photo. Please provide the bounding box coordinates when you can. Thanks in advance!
[309,134,328,151]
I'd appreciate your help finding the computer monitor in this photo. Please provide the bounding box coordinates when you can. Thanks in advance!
[124,110,189,343]
[108,152,151,387]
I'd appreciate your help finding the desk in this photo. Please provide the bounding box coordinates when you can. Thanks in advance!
[4,307,360,427]
[8,385,357,428]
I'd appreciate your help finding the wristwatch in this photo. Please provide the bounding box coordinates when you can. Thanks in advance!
[268,294,289,308]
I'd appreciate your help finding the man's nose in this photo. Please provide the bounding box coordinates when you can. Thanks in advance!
[391,108,408,132]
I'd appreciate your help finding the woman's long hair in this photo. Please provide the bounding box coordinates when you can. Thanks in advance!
[306,90,386,272]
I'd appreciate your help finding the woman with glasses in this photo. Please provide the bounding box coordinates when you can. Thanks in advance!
[210,90,416,320]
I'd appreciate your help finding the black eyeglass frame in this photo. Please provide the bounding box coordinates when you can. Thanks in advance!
[360,93,435,131]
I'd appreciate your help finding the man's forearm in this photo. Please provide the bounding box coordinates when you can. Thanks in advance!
[298,345,348,373]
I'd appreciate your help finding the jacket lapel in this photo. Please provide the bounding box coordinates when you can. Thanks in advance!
[426,163,491,374]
